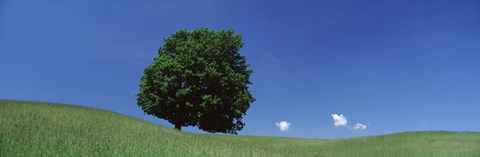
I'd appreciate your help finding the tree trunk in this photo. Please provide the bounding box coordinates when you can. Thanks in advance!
[174,124,181,131]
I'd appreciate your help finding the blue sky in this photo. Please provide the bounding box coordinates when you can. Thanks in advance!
[1,0,479,139]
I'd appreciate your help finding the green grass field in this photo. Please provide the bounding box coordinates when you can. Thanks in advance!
[1,100,479,156]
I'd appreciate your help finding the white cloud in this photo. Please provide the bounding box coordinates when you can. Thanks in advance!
[275,121,290,132]
[331,114,347,126]
[353,123,367,130]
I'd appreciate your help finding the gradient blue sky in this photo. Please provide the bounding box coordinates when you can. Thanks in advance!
[1,0,479,139]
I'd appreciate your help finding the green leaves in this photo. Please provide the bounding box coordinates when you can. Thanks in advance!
[137,28,254,134]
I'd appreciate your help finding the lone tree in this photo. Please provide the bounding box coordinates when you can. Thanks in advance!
[136,28,255,134]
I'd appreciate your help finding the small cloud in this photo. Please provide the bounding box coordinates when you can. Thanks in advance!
[331,114,347,126]
[353,123,367,130]
[276,121,290,132]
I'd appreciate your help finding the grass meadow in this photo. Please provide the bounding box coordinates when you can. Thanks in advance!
[1,100,479,156]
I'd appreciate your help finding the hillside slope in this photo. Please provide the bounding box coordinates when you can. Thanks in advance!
[1,100,479,157]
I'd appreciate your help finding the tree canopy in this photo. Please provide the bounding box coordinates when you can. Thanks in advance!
[136,28,255,134]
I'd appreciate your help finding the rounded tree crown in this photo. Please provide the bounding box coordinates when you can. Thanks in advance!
[136,28,255,134]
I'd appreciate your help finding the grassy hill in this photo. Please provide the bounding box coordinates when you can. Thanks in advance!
[1,100,479,156]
